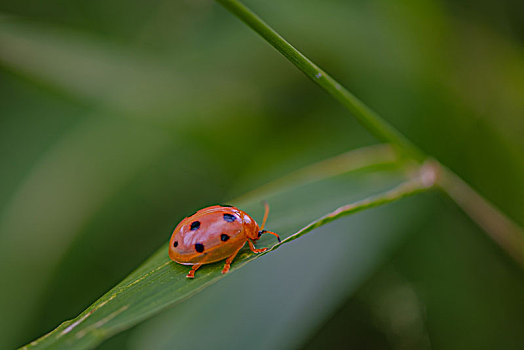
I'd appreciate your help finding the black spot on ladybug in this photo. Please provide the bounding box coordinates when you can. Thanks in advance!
[223,214,236,222]
[190,221,200,230]
[195,243,204,253]
[174,241,178,247]
[220,204,233,207]
[221,234,230,242]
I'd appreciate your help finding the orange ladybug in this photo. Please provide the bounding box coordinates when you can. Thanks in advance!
[169,203,280,278]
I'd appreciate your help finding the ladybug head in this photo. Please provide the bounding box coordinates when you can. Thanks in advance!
[257,229,281,243]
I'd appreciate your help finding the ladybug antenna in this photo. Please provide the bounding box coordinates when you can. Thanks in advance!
[258,229,281,243]
[258,201,281,242]
[260,201,270,231]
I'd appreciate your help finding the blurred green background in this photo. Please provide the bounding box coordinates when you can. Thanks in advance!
[1,0,523,349]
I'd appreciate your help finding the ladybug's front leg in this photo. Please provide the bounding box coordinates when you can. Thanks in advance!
[222,245,243,275]
[248,239,268,254]
[186,263,202,279]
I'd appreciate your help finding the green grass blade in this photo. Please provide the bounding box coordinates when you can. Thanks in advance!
[215,0,425,161]
[20,149,434,350]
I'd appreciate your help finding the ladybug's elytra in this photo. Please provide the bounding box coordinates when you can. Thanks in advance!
[168,203,280,278]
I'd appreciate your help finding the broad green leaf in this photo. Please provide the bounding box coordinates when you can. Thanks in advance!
[128,181,434,350]
[22,146,433,349]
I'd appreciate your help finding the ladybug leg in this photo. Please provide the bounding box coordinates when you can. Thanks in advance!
[186,263,202,279]
[222,245,243,274]
[248,239,268,254]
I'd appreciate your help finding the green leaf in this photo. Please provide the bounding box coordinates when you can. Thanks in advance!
[127,174,436,350]
[21,146,433,349]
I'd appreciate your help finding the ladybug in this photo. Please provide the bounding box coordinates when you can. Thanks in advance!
[169,203,280,278]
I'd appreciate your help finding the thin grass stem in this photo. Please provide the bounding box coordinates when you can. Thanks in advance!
[216,0,425,161]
